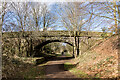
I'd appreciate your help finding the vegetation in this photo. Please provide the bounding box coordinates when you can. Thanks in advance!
[2,55,45,78]
[101,27,108,39]
[65,34,119,78]
[64,62,77,71]
[1,1,120,79]
[64,51,118,78]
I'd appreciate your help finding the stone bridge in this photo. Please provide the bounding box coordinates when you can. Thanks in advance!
[2,31,104,57]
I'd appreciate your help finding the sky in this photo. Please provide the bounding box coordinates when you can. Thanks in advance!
[1,1,119,32]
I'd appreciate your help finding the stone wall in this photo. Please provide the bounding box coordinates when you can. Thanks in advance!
[2,36,74,57]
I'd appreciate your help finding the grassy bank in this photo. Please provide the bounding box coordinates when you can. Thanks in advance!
[2,55,46,78]
[64,51,118,78]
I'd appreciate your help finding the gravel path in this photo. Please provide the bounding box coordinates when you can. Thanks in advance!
[44,56,77,78]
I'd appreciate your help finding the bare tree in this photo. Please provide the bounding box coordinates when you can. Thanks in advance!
[117,1,120,33]
[42,3,57,31]
[0,2,7,26]
[29,2,43,31]
[0,2,12,32]
[10,2,29,32]
[87,2,119,34]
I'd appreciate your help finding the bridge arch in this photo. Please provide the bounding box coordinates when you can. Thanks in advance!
[34,40,74,50]
[33,39,75,57]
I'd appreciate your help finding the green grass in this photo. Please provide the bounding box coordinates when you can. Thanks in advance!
[69,68,92,78]
[56,53,62,56]
[64,62,92,78]
[69,67,102,79]
[65,53,72,57]
[55,53,72,57]
[64,62,89,78]
[63,51,102,78]
[64,62,75,70]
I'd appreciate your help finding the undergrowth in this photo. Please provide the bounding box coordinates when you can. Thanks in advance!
[2,55,45,78]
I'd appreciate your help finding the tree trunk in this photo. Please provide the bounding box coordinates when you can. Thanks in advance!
[113,1,118,33]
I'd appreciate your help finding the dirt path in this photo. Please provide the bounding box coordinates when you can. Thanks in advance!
[44,56,77,78]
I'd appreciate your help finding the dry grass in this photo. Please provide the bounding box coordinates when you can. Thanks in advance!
[67,35,119,78]
[68,51,118,78]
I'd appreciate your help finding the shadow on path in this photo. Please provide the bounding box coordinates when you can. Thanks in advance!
[47,56,73,61]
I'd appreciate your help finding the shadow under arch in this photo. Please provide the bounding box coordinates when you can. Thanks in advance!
[33,40,74,57]
[32,39,75,58]
[34,40,74,50]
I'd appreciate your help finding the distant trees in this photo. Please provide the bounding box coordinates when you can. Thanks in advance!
[42,42,63,54]
[1,2,119,33]
[101,27,107,39]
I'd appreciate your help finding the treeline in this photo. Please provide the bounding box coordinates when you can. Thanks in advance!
[0,2,120,33]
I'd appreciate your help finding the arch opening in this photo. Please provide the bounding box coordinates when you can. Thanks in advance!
[33,40,74,57]
[34,40,74,49]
